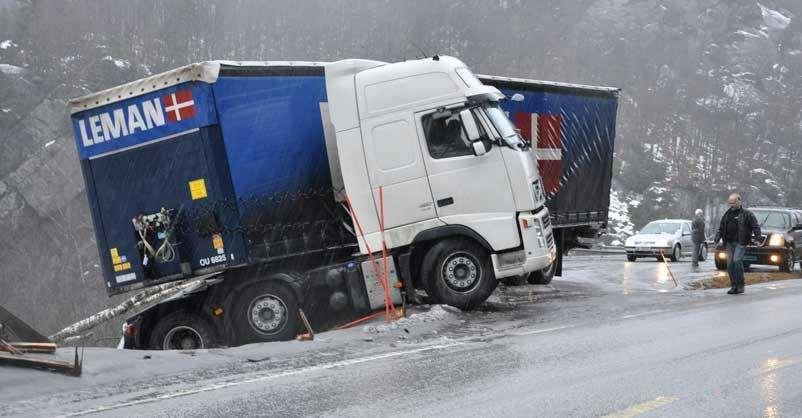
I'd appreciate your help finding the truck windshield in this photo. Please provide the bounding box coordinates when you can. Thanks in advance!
[483,102,526,150]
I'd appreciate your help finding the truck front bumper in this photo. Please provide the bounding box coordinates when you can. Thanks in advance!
[492,210,556,279]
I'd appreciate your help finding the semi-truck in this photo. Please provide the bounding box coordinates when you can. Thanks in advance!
[478,75,620,282]
[69,56,562,350]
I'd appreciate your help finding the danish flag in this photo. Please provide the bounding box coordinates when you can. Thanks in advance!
[514,112,563,195]
[161,90,197,122]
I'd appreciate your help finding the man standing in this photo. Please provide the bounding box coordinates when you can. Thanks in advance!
[714,193,761,294]
[691,209,706,268]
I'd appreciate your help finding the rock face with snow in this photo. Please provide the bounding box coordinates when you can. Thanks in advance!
[0,0,800,336]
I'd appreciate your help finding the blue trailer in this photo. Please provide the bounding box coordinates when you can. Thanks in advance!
[479,75,619,279]
[70,62,381,348]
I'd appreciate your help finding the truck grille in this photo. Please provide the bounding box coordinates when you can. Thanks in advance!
[546,230,554,249]
[542,214,551,230]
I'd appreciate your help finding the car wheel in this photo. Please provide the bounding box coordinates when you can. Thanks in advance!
[780,250,795,273]
[669,245,680,262]
[627,255,637,262]
[234,279,301,344]
[527,260,556,285]
[715,257,727,270]
[422,237,497,310]
[149,311,216,350]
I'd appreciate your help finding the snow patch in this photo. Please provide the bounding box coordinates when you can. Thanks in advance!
[757,3,791,30]
[735,30,764,39]
[606,189,636,243]
[0,40,16,49]
[0,63,25,75]
[103,55,130,69]
[362,305,457,334]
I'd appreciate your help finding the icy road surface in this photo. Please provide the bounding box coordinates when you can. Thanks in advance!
[3,254,802,417]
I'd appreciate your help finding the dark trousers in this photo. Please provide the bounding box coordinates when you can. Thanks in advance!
[692,241,704,265]
[726,242,745,289]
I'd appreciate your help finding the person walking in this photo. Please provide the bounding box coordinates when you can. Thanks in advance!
[691,209,706,267]
[713,193,761,294]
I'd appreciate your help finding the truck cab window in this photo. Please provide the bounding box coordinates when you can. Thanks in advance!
[422,110,489,159]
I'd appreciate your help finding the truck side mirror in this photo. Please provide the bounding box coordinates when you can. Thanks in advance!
[459,109,481,142]
[472,141,488,156]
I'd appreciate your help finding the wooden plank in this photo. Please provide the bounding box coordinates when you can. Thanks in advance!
[2,342,58,354]
[0,349,81,377]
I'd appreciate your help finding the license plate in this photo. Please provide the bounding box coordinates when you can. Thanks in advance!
[743,255,758,262]
[636,247,651,252]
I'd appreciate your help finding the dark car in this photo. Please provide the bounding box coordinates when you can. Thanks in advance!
[714,207,802,272]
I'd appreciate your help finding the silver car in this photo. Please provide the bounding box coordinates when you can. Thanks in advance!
[624,219,705,262]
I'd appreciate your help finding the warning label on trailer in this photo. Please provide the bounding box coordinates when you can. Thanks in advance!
[189,178,207,200]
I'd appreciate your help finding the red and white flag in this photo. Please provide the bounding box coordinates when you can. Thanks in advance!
[162,90,197,122]
[514,112,564,195]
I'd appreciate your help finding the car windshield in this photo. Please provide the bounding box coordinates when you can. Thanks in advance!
[640,222,681,234]
[752,210,789,229]
[482,102,526,150]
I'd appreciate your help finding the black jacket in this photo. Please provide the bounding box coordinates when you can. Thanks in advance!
[714,208,761,246]
[691,216,706,243]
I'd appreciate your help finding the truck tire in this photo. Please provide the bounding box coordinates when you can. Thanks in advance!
[148,311,215,350]
[627,255,637,262]
[526,260,556,285]
[422,238,497,310]
[234,280,301,344]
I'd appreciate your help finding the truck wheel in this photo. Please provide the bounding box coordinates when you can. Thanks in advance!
[422,238,496,310]
[234,281,300,344]
[149,311,215,350]
[527,260,556,285]
[627,255,637,262]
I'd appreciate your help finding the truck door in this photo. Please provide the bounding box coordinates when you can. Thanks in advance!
[360,112,436,229]
[416,106,518,249]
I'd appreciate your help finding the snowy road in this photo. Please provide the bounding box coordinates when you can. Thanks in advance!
[3,254,802,417]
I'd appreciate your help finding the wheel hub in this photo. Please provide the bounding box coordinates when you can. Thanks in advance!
[249,294,288,335]
[163,326,203,350]
[443,253,480,292]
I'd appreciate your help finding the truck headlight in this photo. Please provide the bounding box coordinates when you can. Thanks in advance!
[768,234,785,247]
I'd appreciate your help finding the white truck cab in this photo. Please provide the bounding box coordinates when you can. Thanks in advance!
[325,56,555,308]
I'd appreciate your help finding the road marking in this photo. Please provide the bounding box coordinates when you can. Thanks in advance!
[62,340,467,416]
[619,310,667,319]
[602,396,679,418]
[510,325,573,336]
[754,355,802,375]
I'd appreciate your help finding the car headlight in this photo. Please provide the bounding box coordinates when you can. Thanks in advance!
[768,234,785,247]
[656,240,670,247]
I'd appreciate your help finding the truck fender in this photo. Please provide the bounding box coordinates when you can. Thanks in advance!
[411,225,493,251]
[406,225,494,290]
